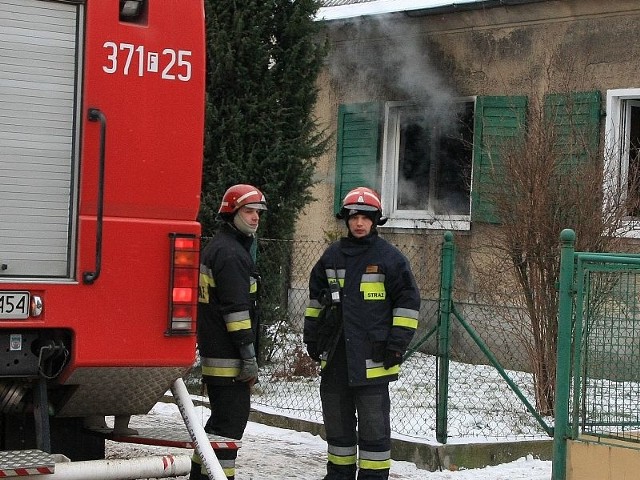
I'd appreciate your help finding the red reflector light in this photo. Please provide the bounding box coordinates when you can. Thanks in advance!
[171,305,194,330]
[173,269,195,287]
[173,287,194,303]
[167,234,200,335]
[175,238,196,250]
[173,305,193,317]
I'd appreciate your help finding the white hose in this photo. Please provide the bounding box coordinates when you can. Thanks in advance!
[19,454,191,479]
[20,378,226,480]
[171,377,228,480]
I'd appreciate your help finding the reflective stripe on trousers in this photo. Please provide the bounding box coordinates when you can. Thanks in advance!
[320,381,391,480]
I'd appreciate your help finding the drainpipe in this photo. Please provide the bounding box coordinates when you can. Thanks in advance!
[20,454,191,479]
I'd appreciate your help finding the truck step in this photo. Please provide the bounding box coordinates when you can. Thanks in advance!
[88,427,241,450]
[0,450,55,477]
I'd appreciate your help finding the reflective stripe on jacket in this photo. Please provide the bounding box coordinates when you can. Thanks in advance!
[304,232,420,386]
[197,223,258,384]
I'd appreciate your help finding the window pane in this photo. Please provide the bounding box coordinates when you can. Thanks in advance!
[394,103,473,215]
[628,103,640,216]
[435,102,473,215]
[398,109,430,210]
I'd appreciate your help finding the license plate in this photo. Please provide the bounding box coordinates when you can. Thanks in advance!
[0,292,30,319]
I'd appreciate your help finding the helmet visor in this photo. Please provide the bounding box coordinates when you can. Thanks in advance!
[344,203,378,212]
[243,202,268,210]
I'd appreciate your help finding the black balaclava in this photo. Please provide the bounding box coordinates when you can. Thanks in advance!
[345,208,380,239]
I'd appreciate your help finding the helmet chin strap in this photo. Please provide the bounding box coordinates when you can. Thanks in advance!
[233,213,258,236]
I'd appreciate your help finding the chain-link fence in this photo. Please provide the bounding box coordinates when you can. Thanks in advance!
[234,233,551,444]
[570,256,640,443]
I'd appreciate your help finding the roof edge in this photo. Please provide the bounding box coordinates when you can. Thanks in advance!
[316,0,549,22]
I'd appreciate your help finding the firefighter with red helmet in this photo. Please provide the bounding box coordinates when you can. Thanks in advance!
[191,184,267,480]
[304,187,420,480]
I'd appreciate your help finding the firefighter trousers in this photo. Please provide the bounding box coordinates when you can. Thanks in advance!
[320,380,391,480]
[189,381,251,480]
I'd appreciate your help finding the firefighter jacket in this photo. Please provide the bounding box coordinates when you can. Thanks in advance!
[304,231,420,386]
[198,223,259,385]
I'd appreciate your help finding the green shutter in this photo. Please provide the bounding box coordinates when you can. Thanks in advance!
[472,96,528,224]
[544,90,602,167]
[334,103,381,214]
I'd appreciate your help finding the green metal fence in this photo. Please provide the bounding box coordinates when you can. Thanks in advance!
[553,229,640,480]
[427,231,552,443]
[222,231,554,444]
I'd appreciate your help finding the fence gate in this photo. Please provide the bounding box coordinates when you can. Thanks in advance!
[421,231,554,444]
[554,229,640,480]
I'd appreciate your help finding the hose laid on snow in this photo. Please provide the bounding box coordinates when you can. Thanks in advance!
[19,454,191,479]
[19,378,226,480]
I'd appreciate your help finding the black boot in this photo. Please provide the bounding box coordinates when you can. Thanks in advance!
[323,461,357,480]
[189,460,207,480]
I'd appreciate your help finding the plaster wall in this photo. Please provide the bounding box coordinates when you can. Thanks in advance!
[295,0,640,244]
[292,0,640,371]
[567,439,640,480]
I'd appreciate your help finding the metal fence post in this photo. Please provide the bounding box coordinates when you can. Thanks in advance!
[552,228,576,480]
[436,231,455,444]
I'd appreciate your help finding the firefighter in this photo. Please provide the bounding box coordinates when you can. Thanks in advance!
[191,184,267,480]
[304,187,420,480]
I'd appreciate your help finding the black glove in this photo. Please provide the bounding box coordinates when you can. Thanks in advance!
[383,349,403,369]
[306,342,321,362]
[236,357,258,384]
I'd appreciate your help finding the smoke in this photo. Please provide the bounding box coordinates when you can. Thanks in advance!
[327,15,460,125]
[326,15,473,217]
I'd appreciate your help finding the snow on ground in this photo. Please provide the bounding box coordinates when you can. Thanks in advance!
[106,402,551,480]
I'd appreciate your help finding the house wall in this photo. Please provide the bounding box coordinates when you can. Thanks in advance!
[296,0,640,244]
[567,439,640,480]
[292,0,640,371]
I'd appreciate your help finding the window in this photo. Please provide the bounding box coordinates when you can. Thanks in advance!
[381,100,474,230]
[605,89,640,234]
[333,97,528,227]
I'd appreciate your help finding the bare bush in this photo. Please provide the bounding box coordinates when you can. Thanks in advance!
[475,90,640,415]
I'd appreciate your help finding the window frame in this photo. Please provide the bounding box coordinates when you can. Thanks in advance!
[605,88,640,237]
[380,99,475,231]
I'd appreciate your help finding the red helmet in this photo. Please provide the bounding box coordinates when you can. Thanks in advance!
[342,187,382,212]
[338,186,387,225]
[218,184,267,215]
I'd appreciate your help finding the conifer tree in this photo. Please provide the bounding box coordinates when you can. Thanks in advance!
[200,0,328,239]
[200,1,328,361]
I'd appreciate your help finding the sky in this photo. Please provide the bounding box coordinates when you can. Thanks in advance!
[106,401,552,480]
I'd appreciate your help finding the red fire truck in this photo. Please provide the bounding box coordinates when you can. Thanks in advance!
[0,0,205,464]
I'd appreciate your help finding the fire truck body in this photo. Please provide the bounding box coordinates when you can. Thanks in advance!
[0,0,205,458]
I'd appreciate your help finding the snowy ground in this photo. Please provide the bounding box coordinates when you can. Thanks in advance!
[106,401,552,480]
